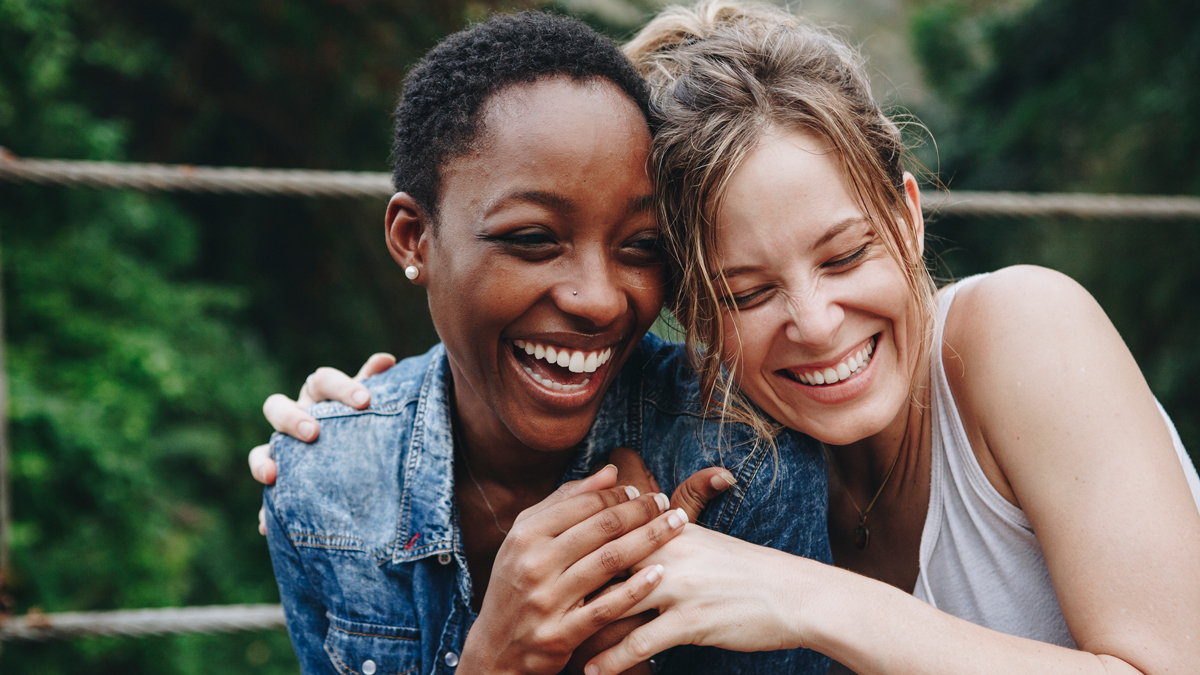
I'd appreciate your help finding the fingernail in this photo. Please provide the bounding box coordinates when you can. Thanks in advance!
[603,463,617,476]
[646,564,664,584]
[667,508,687,528]
[298,421,316,440]
[624,485,640,500]
[351,389,369,406]
[585,665,600,675]
[711,470,736,490]
[653,493,670,512]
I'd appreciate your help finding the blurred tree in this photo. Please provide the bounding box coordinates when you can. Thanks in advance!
[910,0,1200,463]
[0,0,660,672]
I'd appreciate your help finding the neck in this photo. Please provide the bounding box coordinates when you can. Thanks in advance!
[447,364,575,493]
[827,362,931,507]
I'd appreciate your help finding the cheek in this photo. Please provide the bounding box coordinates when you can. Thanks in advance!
[720,307,776,387]
[626,266,667,325]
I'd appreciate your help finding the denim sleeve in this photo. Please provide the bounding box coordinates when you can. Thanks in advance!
[264,487,338,675]
[659,436,833,675]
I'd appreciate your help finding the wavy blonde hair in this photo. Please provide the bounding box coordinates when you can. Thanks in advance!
[624,0,936,444]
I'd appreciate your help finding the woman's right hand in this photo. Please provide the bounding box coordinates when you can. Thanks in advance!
[249,353,396,533]
[458,464,689,675]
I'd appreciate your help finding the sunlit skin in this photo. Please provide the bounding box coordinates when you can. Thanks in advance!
[714,128,923,449]
[712,128,931,589]
[579,125,1200,675]
[386,76,665,595]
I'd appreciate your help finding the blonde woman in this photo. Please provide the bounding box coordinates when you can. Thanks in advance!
[253,2,1200,673]
[576,2,1200,673]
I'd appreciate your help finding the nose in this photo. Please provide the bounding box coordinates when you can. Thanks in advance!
[782,285,843,347]
[554,249,628,328]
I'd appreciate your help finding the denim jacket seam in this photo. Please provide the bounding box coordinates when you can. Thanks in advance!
[714,442,770,531]
[387,354,439,565]
[327,625,420,642]
[307,397,418,421]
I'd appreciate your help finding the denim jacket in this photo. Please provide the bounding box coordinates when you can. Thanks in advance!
[265,333,831,675]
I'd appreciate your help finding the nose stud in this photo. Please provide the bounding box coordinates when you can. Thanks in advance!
[572,290,578,296]
[405,265,419,280]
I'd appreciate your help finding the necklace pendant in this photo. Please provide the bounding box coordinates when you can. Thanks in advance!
[853,522,870,550]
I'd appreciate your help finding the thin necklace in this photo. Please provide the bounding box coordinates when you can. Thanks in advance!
[453,423,509,536]
[824,442,903,551]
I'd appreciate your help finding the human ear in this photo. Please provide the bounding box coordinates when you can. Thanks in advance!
[385,192,432,286]
[901,172,925,259]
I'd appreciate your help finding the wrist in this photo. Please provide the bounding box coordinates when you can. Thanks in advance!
[777,553,846,652]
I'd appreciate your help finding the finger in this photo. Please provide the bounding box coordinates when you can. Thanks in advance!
[353,353,396,380]
[562,507,688,598]
[258,507,267,536]
[608,447,659,495]
[585,610,688,675]
[670,467,736,522]
[517,464,618,523]
[555,492,670,561]
[249,443,277,485]
[300,367,369,409]
[566,564,665,649]
[524,484,640,537]
[263,393,320,442]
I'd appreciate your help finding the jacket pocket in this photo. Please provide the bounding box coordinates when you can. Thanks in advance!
[324,613,421,675]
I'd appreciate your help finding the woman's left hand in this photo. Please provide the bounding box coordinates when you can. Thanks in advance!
[583,524,815,675]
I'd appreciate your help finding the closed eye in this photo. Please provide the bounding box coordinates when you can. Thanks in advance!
[823,243,870,269]
[726,286,774,309]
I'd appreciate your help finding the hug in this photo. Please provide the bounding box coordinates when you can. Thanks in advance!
[250,2,1200,674]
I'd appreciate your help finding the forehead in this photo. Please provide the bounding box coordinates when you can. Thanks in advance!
[436,77,652,220]
[717,128,863,257]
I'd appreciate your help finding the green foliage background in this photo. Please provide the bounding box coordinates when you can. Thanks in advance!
[0,0,1196,673]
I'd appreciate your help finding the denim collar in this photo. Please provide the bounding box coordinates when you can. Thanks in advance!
[385,344,640,565]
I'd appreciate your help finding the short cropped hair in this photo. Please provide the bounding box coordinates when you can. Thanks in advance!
[392,11,652,223]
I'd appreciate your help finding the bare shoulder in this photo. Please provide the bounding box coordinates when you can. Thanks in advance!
[942,265,1113,378]
[946,265,1101,342]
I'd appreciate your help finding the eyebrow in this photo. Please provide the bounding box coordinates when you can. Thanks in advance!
[483,191,654,218]
[628,194,656,214]
[485,189,574,217]
[719,216,872,280]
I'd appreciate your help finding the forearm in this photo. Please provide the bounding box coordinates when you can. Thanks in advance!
[798,562,1146,675]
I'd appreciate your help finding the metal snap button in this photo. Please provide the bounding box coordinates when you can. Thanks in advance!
[444,651,459,667]
[362,659,377,675]
[437,552,452,565]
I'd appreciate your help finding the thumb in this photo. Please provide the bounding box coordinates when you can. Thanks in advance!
[670,467,736,522]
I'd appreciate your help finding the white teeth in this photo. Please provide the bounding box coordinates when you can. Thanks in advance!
[568,351,585,373]
[514,340,614,383]
[522,364,590,392]
[794,337,878,387]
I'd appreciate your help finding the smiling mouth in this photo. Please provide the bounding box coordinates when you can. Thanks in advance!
[782,335,878,387]
[512,339,614,393]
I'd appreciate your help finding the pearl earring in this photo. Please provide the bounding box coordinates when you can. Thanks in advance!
[405,265,419,280]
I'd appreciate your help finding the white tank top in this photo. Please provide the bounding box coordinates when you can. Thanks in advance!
[912,274,1200,647]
